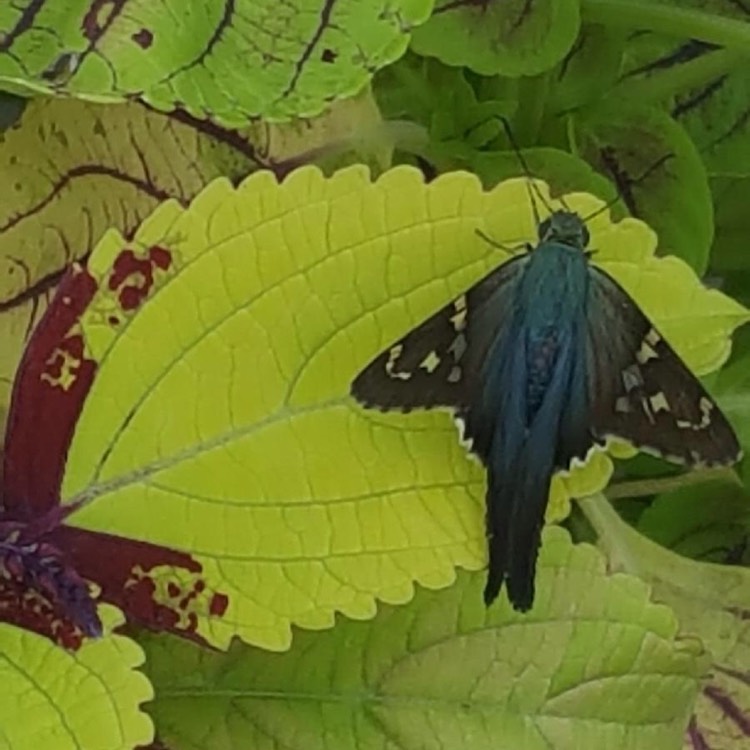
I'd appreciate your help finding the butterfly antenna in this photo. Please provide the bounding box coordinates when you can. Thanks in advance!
[492,115,553,228]
[582,150,674,224]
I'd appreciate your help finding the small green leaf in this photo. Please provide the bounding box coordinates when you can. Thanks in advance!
[469,146,618,200]
[410,0,581,77]
[549,24,627,114]
[637,480,750,564]
[572,104,714,274]
[673,70,750,177]
[374,52,514,167]
[141,528,705,750]
[582,494,750,750]
[0,606,153,750]
[709,176,750,304]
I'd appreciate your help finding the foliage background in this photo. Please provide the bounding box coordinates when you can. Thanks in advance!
[0,1,749,749]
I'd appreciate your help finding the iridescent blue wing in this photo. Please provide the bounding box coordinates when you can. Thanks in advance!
[351,255,529,411]
[586,266,741,466]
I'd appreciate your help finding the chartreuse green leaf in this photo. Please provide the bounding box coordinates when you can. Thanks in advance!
[0,606,152,750]
[0,1,431,123]
[581,494,750,750]
[410,0,580,76]
[571,104,714,274]
[59,167,745,652]
[140,528,705,750]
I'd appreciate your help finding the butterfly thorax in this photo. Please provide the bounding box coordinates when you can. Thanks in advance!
[538,210,590,248]
[516,241,590,423]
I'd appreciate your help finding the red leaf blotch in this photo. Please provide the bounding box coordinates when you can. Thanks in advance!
[108,245,172,312]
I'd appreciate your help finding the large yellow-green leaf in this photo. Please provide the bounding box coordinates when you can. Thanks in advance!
[0,1,431,124]
[140,528,706,750]
[0,606,152,750]
[21,166,745,652]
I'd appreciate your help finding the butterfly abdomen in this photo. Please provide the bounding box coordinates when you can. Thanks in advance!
[477,243,593,608]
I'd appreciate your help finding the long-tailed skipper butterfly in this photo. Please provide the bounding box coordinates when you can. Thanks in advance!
[350,168,741,612]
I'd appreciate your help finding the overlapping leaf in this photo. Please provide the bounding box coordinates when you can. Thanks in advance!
[548,23,626,114]
[583,494,750,750]
[4,167,743,654]
[410,0,580,76]
[0,1,431,124]
[572,104,714,273]
[637,480,750,564]
[141,528,705,750]
[0,97,260,306]
[0,606,152,750]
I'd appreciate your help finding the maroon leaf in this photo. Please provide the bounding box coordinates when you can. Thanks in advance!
[2,264,98,521]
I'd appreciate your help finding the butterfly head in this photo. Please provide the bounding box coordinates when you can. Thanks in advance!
[538,210,590,250]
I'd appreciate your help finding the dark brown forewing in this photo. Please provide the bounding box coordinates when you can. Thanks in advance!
[351,254,528,411]
[587,266,741,467]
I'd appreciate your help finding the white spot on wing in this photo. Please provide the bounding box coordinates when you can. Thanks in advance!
[385,344,411,380]
[649,392,670,414]
[645,329,661,346]
[419,350,441,373]
[636,340,658,364]
[622,364,643,392]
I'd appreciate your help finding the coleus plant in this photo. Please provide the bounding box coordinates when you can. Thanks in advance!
[0,167,746,749]
[0,2,749,750]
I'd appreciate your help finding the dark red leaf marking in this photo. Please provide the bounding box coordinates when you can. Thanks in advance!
[2,265,98,521]
[0,576,84,649]
[108,246,172,312]
[52,527,230,644]
[0,0,45,53]
[132,28,153,49]
[716,664,750,687]
[686,715,711,750]
[82,0,126,43]
[704,684,750,736]
[210,592,229,616]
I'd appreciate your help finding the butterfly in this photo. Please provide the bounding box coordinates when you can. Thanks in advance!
[350,204,741,612]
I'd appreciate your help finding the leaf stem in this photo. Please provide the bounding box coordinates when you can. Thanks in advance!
[582,0,750,52]
[577,493,647,576]
[608,48,746,108]
[606,467,741,500]
[512,72,550,148]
